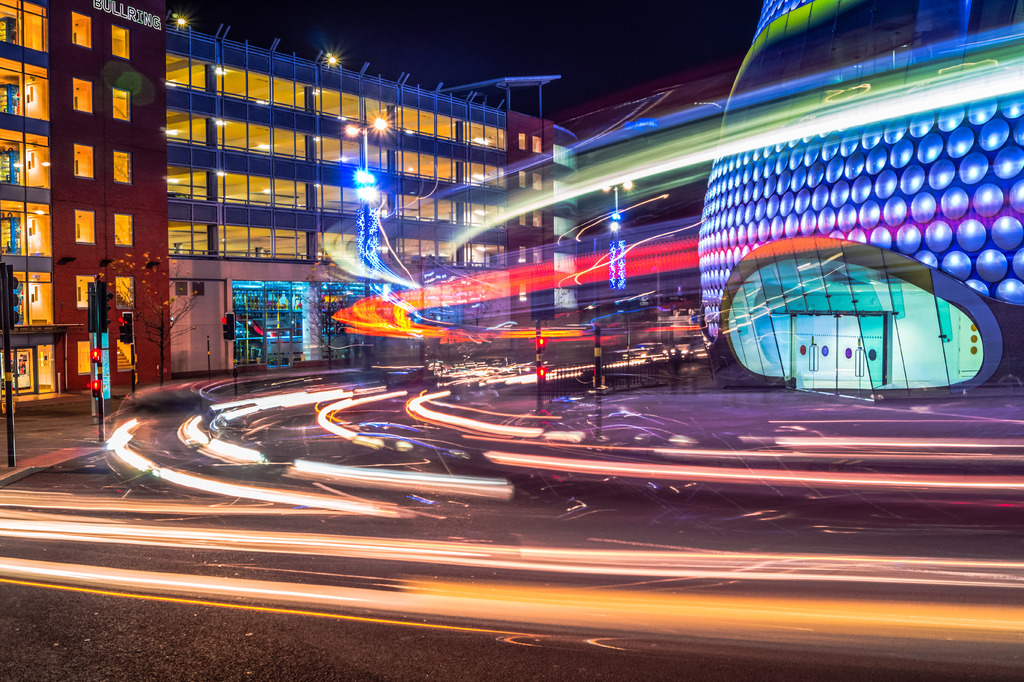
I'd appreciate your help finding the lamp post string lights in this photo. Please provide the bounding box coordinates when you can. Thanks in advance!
[347,119,389,278]
[603,181,633,290]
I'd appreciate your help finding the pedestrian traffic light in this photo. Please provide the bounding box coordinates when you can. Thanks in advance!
[222,313,235,341]
[536,337,547,351]
[118,312,134,344]
[4,262,19,323]
[89,379,101,398]
[537,366,547,380]
[90,348,102,364]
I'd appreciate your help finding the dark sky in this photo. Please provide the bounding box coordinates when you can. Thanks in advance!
[171,1,764,118]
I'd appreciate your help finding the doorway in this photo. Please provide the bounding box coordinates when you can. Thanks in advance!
[790,313,889,396]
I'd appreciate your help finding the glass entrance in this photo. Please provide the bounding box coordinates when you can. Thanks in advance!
[266,328,294,368]
[791,314,888,396]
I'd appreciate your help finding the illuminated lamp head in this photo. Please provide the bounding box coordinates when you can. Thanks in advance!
[373,117,388,131]
[345,124,361,137]
[610,221,621,231]
[356,186,379,201]
[327,55,338,66]
[611,212,622,221]
[355,169,376,186]
[622,180,634,190]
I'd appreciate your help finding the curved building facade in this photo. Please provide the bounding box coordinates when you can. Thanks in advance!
[700,0,1024,395]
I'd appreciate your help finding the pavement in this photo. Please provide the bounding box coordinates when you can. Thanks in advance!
[0,391,126,483]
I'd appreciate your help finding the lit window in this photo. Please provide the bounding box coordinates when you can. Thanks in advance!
[73,79,93,113]
[111,25,129,59]
[113,150,131,184]
[112,88,130,121]
[115,276,134,308]
[533,211,543,227]
[74,209,95,243]
[518,171,526,188]
[73,144,94,178]
[77,341,91,374]
[114,214,133,246]
[72,13,91,48]
[532,172,543,191]
[75,275,92,309]
[532,135,542,154]
[518,133,526,151]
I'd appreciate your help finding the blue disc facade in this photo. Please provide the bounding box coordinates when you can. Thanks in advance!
[701,0,1024,341]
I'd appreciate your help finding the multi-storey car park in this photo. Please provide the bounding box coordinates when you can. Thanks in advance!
[164,26,521,376]
[701,0,1024,398]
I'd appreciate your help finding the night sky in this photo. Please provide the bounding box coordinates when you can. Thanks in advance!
[169,0,764,118]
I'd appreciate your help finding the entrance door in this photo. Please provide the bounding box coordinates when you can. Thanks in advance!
[791,314,889,395]
[267,329,293,368]
[14,348,33,394]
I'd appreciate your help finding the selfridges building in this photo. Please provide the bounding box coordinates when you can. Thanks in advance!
[701,0,1024,397]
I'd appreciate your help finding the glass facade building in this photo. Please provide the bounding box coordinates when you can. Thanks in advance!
[701,0,1024,395]
[165,27,513,373]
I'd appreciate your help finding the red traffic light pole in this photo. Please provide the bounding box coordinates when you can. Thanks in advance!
[1,263,15,466]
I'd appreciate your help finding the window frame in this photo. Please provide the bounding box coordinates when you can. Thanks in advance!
[114,275,134,309]
[112,150,132,184]
[112,87,130,121]
[111,25,129,60]
[73,144,94,179]
[72,78,93,114]
[71,12,91,49]
[74,209,95,243]
[113,213,133,247]
[75,275,92,309]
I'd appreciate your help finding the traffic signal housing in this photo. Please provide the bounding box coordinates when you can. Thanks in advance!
[89,379,101,398]
[5,266,20,326]
[88,279,112,333]
[222,313,236,341]
[118,312,134,344]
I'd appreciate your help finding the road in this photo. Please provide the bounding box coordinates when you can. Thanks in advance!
[1,368,1023,680]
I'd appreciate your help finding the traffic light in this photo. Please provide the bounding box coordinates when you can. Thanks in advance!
[89,379,101,398]
[90,348,102,364]
[6,266,20,326]
[537,366,547,380]
[536,337,547,351]
[88,279,112,333]
[222,313,236,340]
[118,312,134,344]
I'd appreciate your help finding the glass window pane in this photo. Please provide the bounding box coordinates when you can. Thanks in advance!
[111,25,129,59]
[71,12,91,48]
[73,144,93,178]
[75,209,94,242]
[113,150,131,184]
[114,213,132,246]
[73,79,92,113]
[115,276,133,308]
[112,88,129,121]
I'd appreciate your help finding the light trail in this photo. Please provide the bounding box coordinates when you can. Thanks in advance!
[482,451,1024,492]
[6,513,1024,587]
[288,459,514,501]
[107,420,407,518]
[2,556,1024,648]
[406,391,545,438]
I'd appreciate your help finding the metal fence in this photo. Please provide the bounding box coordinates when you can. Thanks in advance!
[541,356,669,396]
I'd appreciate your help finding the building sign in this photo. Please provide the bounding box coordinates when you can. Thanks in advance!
[92,0,162,30]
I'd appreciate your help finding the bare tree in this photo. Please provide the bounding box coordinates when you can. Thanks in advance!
[109,257,199,386]
[304,262,357,370]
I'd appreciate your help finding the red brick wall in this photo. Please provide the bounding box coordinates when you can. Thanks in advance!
[50,0,168,389]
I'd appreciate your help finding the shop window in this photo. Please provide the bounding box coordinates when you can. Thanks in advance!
[111,25,129,59]
[73,78,92,113]
[77,340,90,374]
[72,12,91,48]
[115,276,133,308]
[112,150,131,184]
[112,88,129,121]
[73,144,93,178]
[75,209,94,242]
[75,275,91,308]
[114,213,132,246]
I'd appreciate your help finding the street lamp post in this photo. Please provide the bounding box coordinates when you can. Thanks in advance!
[602,180,633,291]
